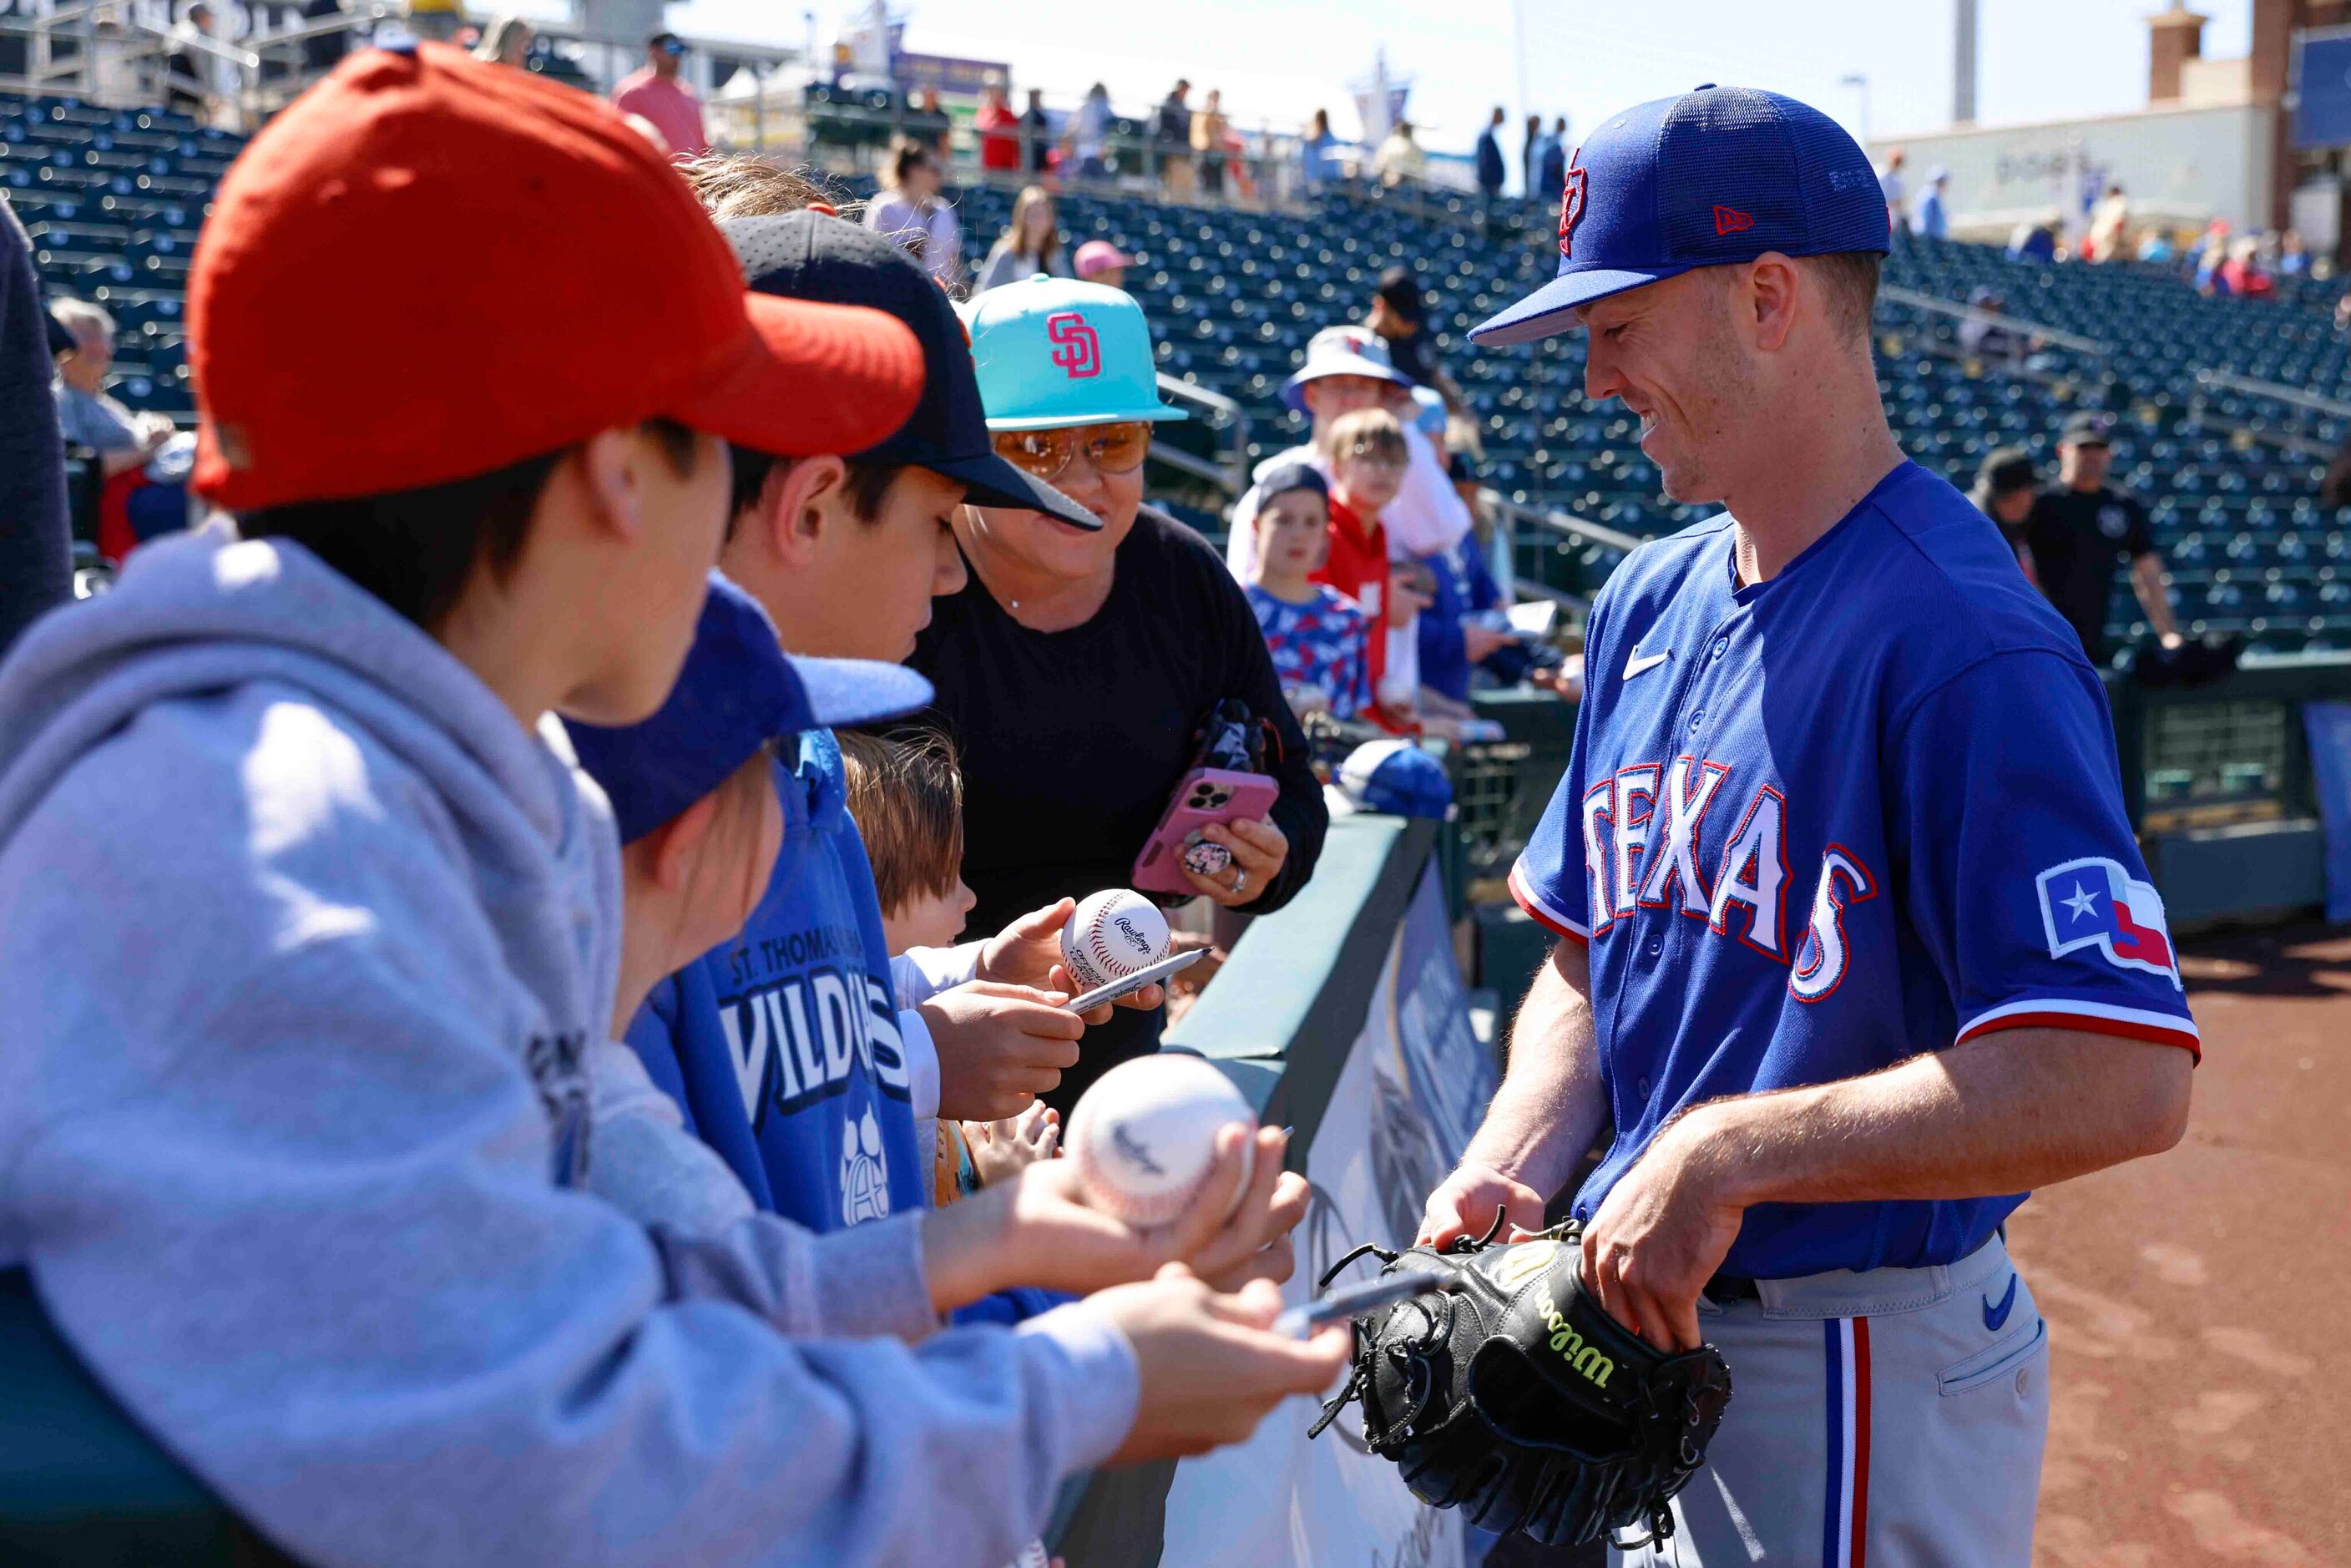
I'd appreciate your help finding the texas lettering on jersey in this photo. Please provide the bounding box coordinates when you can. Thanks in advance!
[1570,755,1873,999]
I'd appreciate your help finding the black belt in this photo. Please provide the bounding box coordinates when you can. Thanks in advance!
[1703,1273,1761,1302]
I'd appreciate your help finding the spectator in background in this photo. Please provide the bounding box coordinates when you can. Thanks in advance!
[53,298,190,557]
[974,185,1069,291]
[1878,145,1908,234]
[1474,106,1506,208]
[610,32,708,159]
[1156,79,1195,198]
[2136,227,2177,265]
[1914,166,1949,240]
[1019,87,1052,174]
[1375,119,1425,187]
[1191,88,1229,199]
[167,3,227,120]
[2220,236,2274,300]
[974,84,1019,173]
[2190,218,2231,293]
[1366,265,1457,411]
[1244,463,1371,722]
[472,15,531,67]
[915,277,1327,1105]
[1,200,68,655]
[908,89,953,166]
[1226,326,1472,584]
[1311,409,1411,715]
[2084,182,2129,262]
[1538,115,1568,200]
[2008,217,2058,264]
[299,0,349,72]
[49,298,175,478]
[2025,413,2182,665]
[1072,240,1131,290]
[864,138,961,286]
[1299,108,1338,192]
[1969,446,2040,583]
[1065,82,1112,182]
[1521,114,1545,197]
[2280,229,2310,276]
[1958,285,2041,368]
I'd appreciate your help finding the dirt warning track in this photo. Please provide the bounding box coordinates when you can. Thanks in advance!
[2011,925,2351,1567]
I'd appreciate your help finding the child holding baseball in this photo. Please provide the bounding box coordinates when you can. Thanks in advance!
[838,729,1061,1206]
[1242,462,1373,723]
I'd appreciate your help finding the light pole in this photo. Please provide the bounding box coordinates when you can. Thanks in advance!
[1838,72,1871,148]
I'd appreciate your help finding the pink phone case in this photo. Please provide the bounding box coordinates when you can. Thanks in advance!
[1132,768,1282,896]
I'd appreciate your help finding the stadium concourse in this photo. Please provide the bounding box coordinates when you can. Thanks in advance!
[13,87,2351,658]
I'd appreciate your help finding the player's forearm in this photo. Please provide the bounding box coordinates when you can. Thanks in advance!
[1678,1027,2192,1211]
[1462,941,1607,1201]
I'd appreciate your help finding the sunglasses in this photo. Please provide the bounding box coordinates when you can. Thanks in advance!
[991,422,1152,483]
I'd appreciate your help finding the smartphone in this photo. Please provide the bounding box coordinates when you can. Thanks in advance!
[1131,767,1282,896]
[1064,947,1206,1013]
[1272,1271,1446,1339]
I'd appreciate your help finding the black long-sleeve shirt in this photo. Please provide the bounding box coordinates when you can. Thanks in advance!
[0,199,69,661]
[908,507,1328,1104]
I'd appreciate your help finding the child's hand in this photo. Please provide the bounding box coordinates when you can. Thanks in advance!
[966,1102,1060,1187]
[976,898,1164,1024]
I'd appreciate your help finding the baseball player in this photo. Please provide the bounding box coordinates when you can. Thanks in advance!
[1418,87,2197,1565]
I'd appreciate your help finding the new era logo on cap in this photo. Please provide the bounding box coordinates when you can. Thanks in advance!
[1474,83,1890,346]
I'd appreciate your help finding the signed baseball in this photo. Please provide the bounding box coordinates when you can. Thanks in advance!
[1066,1053,1256,1227]
[1061,888,1171,993]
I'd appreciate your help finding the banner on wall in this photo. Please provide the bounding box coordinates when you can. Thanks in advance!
[1159,862,1496,1567]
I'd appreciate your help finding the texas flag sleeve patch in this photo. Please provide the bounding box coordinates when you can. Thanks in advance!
[2035,857,2180,989]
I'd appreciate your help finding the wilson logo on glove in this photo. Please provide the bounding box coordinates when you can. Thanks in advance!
[1307,1216,1732,1551]
[1540,1295,1615,1388]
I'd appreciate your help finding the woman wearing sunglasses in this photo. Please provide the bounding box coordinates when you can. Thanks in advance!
[910,276,1328,1108]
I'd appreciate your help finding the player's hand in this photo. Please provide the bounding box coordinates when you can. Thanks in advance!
[977,899,1164,1023]
[1097,1266,1349,1466]
[1182,815,1287,908]
[920,981,1085,1121]
[1578,1109,1745,1354]
[1416,1159,1547,1248]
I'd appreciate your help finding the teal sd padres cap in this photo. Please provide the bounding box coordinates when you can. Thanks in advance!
[959,276,1189,431]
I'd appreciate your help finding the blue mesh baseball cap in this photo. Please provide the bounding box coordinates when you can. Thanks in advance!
[1471,85,1889,347]
[568,574,932,843]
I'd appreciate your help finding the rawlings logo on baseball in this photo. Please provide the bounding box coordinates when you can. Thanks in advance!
[1063,889,1171,991]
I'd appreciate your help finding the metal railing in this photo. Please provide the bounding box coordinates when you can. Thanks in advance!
[1151,371,1251,497]
[1877,284,2111,357]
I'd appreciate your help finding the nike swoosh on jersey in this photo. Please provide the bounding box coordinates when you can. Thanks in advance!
[1982,1272,2020,1333]
[1623,648,1671,680]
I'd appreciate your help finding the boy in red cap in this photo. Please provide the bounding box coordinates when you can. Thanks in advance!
[0,43,1342,1568]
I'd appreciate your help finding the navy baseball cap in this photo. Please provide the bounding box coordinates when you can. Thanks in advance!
[717,212,1104,531]
[569,574,932,843]
[1471,85,1889,347]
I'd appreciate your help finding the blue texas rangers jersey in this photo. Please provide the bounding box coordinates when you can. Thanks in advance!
[1510,462,2198,1279]
[625,728,928,1232]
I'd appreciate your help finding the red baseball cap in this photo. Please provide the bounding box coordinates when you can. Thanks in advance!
[189,42,924,510]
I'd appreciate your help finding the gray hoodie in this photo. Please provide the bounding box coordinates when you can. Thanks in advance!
[0,530,1135,1568]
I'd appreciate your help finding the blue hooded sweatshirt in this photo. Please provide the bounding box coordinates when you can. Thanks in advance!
[0,531,1135,1568]
[627,727,932,1231]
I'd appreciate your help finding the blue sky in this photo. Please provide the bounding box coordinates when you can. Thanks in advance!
[667,0,2252,190]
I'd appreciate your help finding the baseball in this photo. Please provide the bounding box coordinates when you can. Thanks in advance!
[1065,1053,1256,1228]
[1061,888,1171,993]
